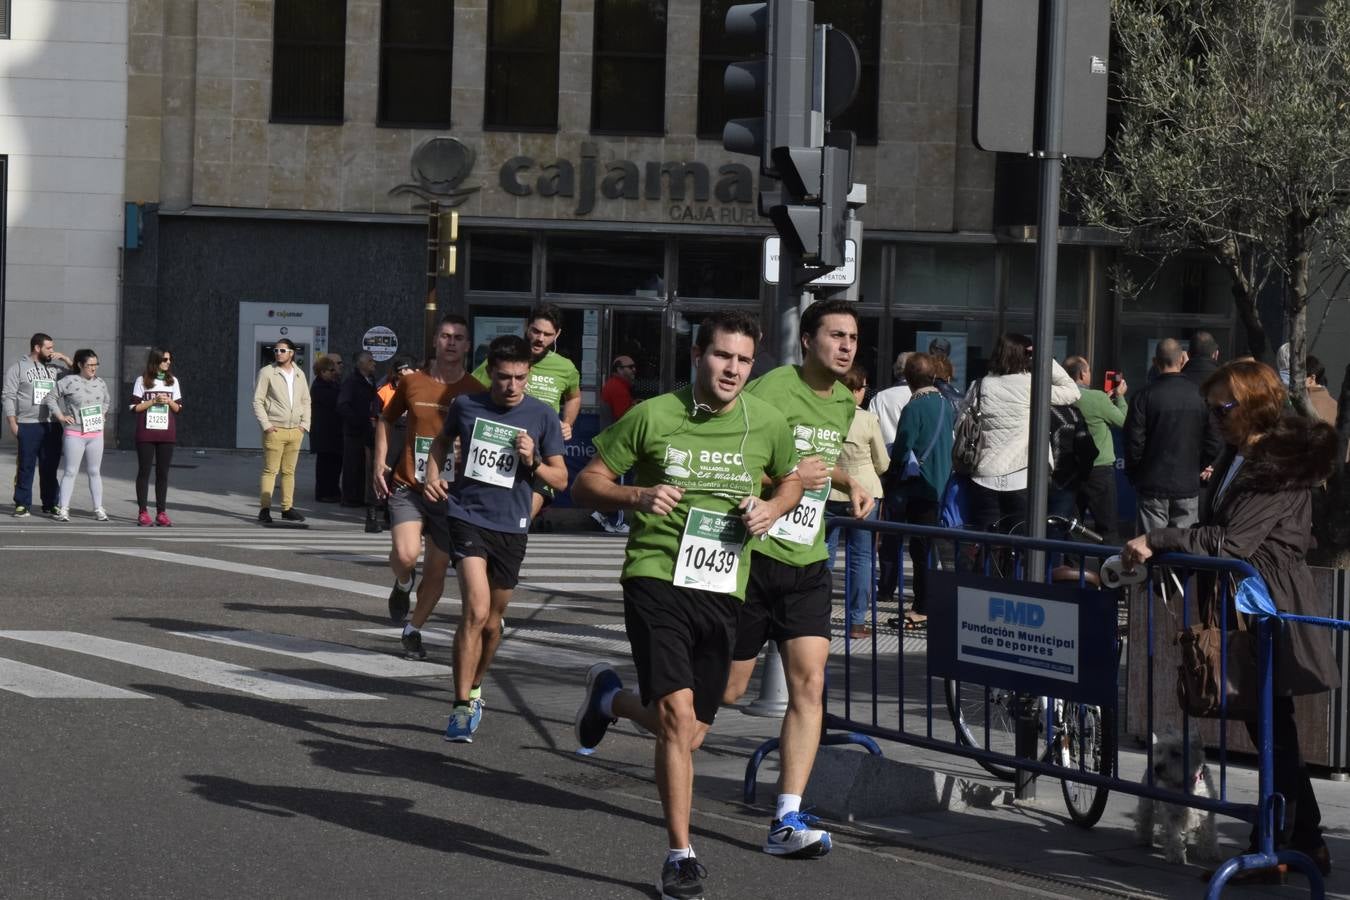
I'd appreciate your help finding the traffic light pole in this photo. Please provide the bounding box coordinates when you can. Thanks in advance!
[1017,0,1069,804]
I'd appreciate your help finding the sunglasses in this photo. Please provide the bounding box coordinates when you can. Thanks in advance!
[274,348,292,354]
[1211,399,1238,418]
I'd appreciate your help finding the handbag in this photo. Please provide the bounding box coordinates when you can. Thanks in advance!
[951,378,984,475]
[1175,579,1259,720]
[901,397,949,480]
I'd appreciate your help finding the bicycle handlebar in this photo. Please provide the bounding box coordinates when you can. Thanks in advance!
[1047,514,1104,545]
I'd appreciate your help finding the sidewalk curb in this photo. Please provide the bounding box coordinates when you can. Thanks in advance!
[805,746,1015,819]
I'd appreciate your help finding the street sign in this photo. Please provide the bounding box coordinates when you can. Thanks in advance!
[763,237,856,286]
[361,326,398,362]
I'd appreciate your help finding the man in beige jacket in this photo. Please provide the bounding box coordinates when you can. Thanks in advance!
[253,338,312,524]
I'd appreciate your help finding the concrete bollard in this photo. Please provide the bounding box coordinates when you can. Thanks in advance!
[744,642,789,718]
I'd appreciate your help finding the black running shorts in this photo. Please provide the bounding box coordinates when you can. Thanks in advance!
[447,517,529,589]
[732,554,832,661]
[623,577,740,726]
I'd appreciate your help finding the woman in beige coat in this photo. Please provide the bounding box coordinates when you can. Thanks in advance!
[826,365,889,638]
[252,338,312,524]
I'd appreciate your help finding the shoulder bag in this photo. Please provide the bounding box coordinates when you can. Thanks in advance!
[951,378,984,475]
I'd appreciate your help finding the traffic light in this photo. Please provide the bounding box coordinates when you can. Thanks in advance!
[769,144,851,269]
[722,1,814,177]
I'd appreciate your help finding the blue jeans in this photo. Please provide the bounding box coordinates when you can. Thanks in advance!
[826,500,879,627]
[13,421,63,509]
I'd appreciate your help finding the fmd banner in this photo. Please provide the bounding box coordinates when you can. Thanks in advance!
[956,588,1079,681]
[927,571,1117,708]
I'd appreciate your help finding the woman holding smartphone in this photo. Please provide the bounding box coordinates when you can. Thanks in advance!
[130,347,183,526]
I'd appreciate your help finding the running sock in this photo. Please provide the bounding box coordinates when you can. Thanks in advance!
[402,622,418,637]
[666,847,694,864]
[775,794,802,821]
[396,574,414,592]
[599,686,621,718]
[469,685,482,701]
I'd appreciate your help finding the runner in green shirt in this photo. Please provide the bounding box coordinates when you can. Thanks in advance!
[571,310,803,900]
[723,298,874,860]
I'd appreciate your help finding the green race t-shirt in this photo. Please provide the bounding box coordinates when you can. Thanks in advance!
[592,386,798,600]
[472,350,580,413]
[745,365,856,566]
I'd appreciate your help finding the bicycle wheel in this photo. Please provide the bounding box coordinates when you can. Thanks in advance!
[945,678,1020,780]
[1056,702,1114,828]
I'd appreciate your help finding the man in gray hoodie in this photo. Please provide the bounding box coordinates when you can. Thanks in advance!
[2,333,72,516]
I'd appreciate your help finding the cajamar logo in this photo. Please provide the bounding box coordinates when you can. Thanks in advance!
[389,137,481,208]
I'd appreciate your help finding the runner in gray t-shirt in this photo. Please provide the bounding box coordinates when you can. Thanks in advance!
[424,335,567,743]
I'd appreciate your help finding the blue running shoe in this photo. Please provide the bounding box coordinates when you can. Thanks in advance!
[468,697,484,735]
[444,704,476,743]
[764,810,832,858]
[574,663,621,749]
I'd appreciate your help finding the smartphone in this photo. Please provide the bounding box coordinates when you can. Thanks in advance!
[1104,370,1120,394]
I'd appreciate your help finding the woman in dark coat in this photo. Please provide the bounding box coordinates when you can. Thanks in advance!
[309,355,343,502]
[1123,360,1338,878]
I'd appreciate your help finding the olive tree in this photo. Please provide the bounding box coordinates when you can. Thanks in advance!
[1067,0,1350,407]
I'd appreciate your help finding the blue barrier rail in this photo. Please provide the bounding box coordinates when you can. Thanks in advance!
[740,516,1329,899]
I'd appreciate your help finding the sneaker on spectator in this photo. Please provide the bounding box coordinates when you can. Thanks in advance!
[12,505,29,518]
[93,508,109,522]
[155,511,172,527]
[52,507,70,523]
[137,510,153,527]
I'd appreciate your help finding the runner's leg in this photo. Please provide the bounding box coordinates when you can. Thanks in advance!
[776,635,829,796]
[722,658,756,705]
[469,586,513,688]
[408,542,449,629]
[452,556,492,702]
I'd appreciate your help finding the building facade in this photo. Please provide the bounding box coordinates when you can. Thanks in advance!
[3,0,1262,450]
[0,0,129,413]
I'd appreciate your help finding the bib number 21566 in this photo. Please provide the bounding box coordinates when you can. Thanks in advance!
[673,507,747,594]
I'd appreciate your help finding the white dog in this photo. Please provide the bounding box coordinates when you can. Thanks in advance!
[1135,731,1222,865]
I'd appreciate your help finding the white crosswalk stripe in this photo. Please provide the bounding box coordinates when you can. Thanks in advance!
[0,631,382,701]
[173,629,453,677]
[0,657,152,699]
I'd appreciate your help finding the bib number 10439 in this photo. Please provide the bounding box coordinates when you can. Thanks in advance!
[464,418,522,488]
[768,484,829,545]
[673,507,748,594]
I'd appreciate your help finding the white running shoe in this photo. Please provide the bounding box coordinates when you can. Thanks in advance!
[53,507,70,522]
[93,508,109,522]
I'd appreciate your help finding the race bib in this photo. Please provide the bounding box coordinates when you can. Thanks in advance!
[464,418,522,488]
[768,484,829,545]
[413,435,435,484]
[145,404,170,431]
[673,507,747,594]
[79,404,104,433]
[31,379,55,405]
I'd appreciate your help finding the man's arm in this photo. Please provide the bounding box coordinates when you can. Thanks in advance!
[1122,392,1145,478]
[573,455,683,514]
[559,390,581,441]
[741,472,804,535]
[252,370,273,432]
[422,431,452,501]
[373,418,392,499]
[829,465,875,518]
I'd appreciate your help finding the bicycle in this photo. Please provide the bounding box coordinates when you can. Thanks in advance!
[942,513,1120,828]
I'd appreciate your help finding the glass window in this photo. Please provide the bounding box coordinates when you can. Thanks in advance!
[378,0,453,127]
[677,240,759,300]
[468,233,533,293]
[485,0,561,131]
[1117,255,1232,315]
[546,236,665,296]
[1006,245,1087,310]
[889,318,998,393]
[858,240,884,305]
[592,0,668,134]
[470,305,530,370]
[611,310,664,401]
[894,245,996,309]
[272,0,346,123]
[814,0,881,145]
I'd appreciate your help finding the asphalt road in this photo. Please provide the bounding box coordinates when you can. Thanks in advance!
[0,517,1141,900]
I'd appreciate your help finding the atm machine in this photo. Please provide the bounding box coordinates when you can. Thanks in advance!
[236,302,329,448]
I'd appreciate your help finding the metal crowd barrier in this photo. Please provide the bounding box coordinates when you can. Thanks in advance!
[739,516,1330,899]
